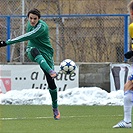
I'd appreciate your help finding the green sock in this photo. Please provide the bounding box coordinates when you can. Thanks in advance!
[34,55,52,74]
[49,88,58,109]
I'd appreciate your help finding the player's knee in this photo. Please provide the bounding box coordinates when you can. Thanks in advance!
[124,93,129,100]
[124,91,133,103]
[30,48,40,58]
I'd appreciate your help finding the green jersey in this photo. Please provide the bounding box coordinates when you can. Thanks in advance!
[6,20,54,57]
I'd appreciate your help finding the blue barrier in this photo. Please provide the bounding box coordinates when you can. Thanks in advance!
[6,16,11,62]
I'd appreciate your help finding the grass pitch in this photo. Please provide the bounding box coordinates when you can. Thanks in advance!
[0,105,132,133]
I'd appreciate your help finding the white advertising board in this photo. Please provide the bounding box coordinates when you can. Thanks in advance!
[0,65,79,93]
[110,63,132,91]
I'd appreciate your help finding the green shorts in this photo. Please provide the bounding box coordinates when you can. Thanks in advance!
[26,47,54,69]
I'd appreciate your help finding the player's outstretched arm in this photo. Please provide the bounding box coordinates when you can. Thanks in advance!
[0,41,7,47]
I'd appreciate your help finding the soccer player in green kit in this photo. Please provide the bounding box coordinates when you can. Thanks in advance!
[0,8,60,120]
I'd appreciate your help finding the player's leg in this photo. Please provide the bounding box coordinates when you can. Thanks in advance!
[113,80,133,128]
[26,47,57,78]
[113,91,133,128]
[123,90,133,124]
[42,69,60,120]
[123,80,133,126]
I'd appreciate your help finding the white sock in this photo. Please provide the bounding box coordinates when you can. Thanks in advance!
[123,91,133,123]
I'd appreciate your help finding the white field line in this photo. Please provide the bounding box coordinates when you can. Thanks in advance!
[0,114,123,121]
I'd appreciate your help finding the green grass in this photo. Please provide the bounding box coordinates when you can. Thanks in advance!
[0,105,132,133]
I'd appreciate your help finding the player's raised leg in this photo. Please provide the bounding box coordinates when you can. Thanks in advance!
[26,47,57,78]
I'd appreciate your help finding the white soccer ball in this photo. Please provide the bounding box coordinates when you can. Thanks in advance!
[60,59,76,74]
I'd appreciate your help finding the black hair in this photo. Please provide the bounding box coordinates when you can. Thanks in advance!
[27,8,41,18]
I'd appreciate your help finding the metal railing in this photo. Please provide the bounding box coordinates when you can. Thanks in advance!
[0,14,129,63]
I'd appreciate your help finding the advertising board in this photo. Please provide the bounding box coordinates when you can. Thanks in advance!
[0,65,79,93]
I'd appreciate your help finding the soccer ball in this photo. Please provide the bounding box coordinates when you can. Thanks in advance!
[60,59,76,74]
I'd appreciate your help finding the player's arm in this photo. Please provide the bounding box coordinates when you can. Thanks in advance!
[124,23,133,59]
[0,23,45,47]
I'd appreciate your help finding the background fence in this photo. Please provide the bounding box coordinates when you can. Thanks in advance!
[0,0,131,63]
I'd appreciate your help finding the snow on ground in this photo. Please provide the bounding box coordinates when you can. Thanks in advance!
[0,87,124,106]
